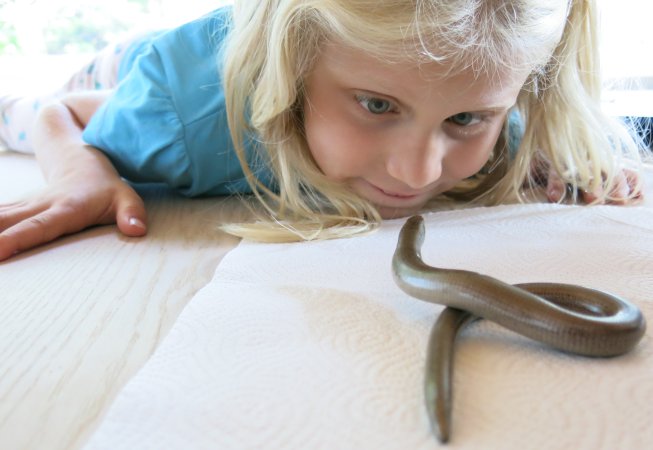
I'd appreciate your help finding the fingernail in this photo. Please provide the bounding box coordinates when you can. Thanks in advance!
[129,217,146,229]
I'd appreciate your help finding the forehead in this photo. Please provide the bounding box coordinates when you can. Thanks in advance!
[315,42,530,109]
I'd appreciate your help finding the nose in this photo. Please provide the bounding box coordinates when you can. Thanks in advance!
[385,131,444,189]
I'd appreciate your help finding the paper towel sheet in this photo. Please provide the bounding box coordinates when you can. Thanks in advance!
[83,204,653,450]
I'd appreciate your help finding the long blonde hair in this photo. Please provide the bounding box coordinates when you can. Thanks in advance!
[220,0,644,242]
[482,0,645,204]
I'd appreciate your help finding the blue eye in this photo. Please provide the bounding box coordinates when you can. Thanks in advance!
[357,95,392,114]
[448,112,479,126]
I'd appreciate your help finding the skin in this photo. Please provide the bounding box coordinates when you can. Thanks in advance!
[544,165,642,204]
[0,90,146,261]
[303,44,527,219]
[302,43,644,217]
[0,43,643,261]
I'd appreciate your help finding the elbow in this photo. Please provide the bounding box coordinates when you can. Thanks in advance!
[60,90,112,126]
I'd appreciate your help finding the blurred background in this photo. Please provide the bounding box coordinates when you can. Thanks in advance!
[0,0,225,56]
[0,0,651,118]
[0,0,227,92]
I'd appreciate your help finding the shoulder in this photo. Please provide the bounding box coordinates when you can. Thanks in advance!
[100,5,235,136]
[82,6,271,196]
[152,6,233,59]
[507,109,524,158]
[118,6,234,88]
[129,6,234,123]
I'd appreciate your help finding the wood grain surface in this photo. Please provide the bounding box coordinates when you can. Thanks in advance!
[2,151,651,450]
[0,151,245,450]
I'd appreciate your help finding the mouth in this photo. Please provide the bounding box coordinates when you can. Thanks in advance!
[371,184,421,200]
[351,180,435,219]
[350,180,436,215]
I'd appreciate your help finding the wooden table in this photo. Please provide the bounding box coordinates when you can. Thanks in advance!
[0,151,244,450]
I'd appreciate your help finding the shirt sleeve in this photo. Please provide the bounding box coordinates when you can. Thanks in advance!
[507,109,524,158]
[83,43,194,192]
[82,7,269,197]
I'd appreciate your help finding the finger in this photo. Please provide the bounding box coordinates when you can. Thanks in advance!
[607,173,630,205]
[545,168,566,202]
[0,201,48,232]
[0,209,80,261]
[114,186,147,237]
[586,171,631,205]
[580,188,600,204]
[624,168,644,201]
[0,236,18,261]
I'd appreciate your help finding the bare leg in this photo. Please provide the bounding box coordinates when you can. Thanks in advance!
[0,33,144,153]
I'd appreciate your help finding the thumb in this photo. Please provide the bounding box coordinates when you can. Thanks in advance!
[545,167,566,203]
[114,188,148,237]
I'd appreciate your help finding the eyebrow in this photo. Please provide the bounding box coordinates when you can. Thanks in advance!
[328,58,518,115]
[352,86,516,117]
[351,74,519,111]
[473,104,515,113]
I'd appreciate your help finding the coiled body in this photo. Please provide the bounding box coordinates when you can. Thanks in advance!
[391,215,646,442]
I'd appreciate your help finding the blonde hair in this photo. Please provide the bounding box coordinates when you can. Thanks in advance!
[480,0,646,204]
[220,0,645,242]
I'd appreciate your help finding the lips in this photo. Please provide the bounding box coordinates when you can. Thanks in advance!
[372,184,421,199]
[350,179,437,218]
[351,179,434,212]
[379,190,418,199]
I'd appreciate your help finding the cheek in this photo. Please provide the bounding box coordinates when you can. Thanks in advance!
[304,113,343,177]
[446,134,499,180]
[304,111,377,179]
[303,107,331,172]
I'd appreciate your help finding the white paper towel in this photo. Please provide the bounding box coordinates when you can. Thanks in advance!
[83,203,653,450]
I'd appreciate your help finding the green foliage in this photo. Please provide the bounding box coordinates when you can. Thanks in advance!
[0,20,20,54]
[0,0,163,55]
[42,7,132,54]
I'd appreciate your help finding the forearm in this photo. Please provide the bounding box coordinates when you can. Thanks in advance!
[0,91,147,261]
[33,92,117,183]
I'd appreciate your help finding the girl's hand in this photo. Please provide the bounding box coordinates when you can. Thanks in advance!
[0,171,147,261]
[545,167,643,205]
[0,90,149,261]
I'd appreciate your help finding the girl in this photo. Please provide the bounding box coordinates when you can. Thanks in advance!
[0,0,646,261]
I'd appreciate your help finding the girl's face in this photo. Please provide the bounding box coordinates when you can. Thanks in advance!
[303,43,529,218]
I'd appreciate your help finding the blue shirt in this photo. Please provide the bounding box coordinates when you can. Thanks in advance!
[83,6,271,196]
[83,6,524,197]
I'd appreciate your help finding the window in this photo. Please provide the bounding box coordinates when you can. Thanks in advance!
[597,0,653,117]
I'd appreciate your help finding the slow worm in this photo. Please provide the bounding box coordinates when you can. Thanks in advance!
[391,215,646,443]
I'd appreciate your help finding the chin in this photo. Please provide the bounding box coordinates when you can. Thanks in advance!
[376,205,423,220]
